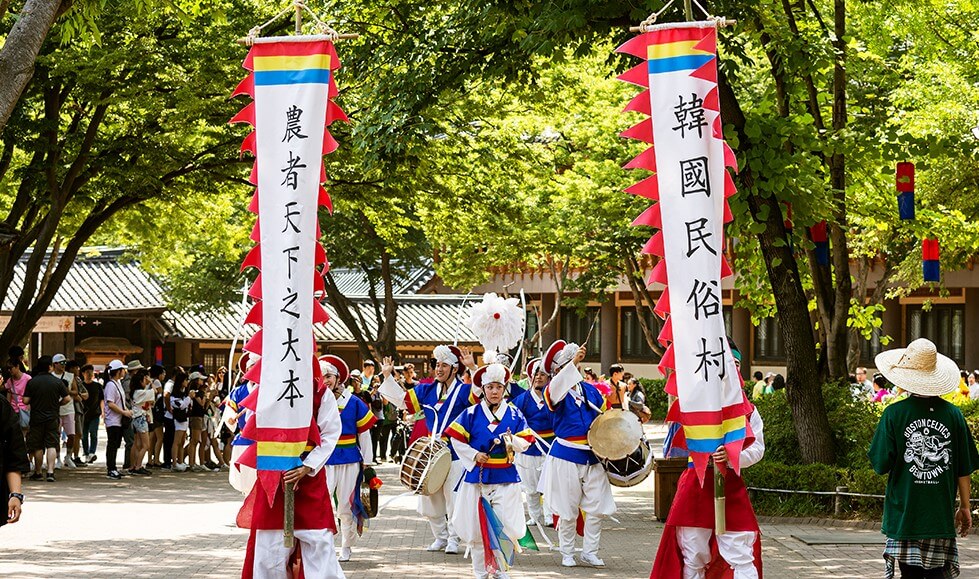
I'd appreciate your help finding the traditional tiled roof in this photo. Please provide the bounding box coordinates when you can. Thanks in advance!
[5,247,471,344]
[164,294,479,344]
[1,248,167,313]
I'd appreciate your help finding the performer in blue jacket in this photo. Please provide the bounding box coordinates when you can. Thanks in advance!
[508,357,555,527]
[445,362,534,579]
[322,355,376,563]
[540,340,616,568]
[378,345,478,554]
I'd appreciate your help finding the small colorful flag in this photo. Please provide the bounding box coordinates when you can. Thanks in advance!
[811,221,829,266]
[518,528,540,552]
[897,162,915,220]
[479,496,517,573]
[922,238,940,282]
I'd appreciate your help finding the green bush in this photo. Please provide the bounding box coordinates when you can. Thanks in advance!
[639,378,668,420]
[753,380,881,468]
[742,462,843,517]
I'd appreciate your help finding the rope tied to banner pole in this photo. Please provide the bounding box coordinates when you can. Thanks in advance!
[241,0,349,46]
[630,0,737,32]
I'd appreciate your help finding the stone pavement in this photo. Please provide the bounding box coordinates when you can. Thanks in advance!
[3,457,979,578]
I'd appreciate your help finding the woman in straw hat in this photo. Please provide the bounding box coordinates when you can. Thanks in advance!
[869,338,979,579]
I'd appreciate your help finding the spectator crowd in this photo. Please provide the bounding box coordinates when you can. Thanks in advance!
[1,347,234,482]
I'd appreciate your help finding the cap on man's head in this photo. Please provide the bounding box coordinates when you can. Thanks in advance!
[107,359,126,372]
[189,371,205,381]
[350,369,362,377]
[52,353,67,364]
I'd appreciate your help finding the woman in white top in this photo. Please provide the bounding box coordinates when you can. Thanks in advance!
[169,373,192,472]
[128,369,154,475]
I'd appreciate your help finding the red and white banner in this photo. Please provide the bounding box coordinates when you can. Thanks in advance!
[230,36,343,504]
[617,22,752,482]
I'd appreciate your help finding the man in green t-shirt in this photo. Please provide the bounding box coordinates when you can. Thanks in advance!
[869,338,979,579]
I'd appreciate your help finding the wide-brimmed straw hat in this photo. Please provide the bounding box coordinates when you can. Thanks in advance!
[874,338,960,397]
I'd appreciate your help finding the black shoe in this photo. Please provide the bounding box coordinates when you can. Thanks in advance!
[74,458,88,468]
[106,470,123,480]
[136,468,152,476]
[29,472,43,481]
[46,473,55,482]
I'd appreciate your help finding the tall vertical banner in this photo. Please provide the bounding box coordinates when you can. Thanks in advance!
[230,37,343,505]
[617,22,752,483]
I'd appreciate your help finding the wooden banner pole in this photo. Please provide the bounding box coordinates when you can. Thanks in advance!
[284,482,296,548]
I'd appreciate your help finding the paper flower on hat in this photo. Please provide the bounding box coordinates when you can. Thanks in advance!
[433,345,460,366]
[467,293,524,355]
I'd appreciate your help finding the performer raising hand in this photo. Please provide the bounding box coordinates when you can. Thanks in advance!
[539,340,616,568]
[378,346,478,554]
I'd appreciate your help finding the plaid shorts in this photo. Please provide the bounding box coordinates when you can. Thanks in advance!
[883,538,959,579]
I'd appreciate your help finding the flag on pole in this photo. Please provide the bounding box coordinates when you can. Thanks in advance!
[229,37,343,506]
[810,220,829,266]
[617,22,752,484]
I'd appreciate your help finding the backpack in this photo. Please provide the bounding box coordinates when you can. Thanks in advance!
[171,398,189,422]
[152,394,165,423]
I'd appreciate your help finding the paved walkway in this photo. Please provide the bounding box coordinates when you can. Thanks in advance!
[3,456,979,578]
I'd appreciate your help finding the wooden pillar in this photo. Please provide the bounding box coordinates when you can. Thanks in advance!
[600,298,618,375]
[965,289,979,371]
[881,297,902,349]
[731,292,752,379]
[540,293,557,346]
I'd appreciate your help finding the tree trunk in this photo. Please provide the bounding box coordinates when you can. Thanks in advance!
[718,69,836,464]
[323,270,375,362]
[822,0,852,381]
[623,252,664,357]
[0,0,64,136]
[373,250,400,361]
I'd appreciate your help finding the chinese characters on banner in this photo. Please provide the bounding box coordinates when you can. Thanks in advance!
[617,22,753,483]
[229,38,344,504]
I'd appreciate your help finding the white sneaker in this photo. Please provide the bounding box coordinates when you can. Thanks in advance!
[55,457,63,470]
[426,539,447,552]
[561,555,577,567]
[174,464,188,472]
[338,547,351,562]
[580,553,605,567]
[64,457,77,469]
[444,540,459,554]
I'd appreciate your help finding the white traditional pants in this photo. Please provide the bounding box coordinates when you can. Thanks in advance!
[418,459,463,543]
[327,463,361,549]
[540,456,616,558]
[514,453,549,524]
[250,528,345,579]
[453,482,524,578]
[677,526,757,579]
